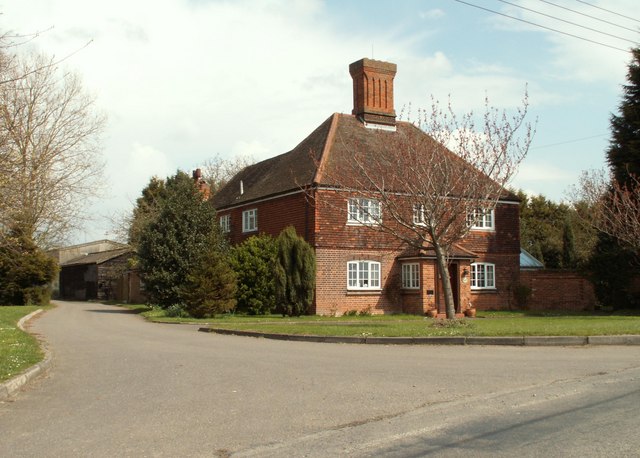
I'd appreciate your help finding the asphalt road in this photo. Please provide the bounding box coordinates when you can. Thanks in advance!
[1,301,639,457]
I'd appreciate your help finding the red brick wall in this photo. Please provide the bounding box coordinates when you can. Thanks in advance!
[470,253,520,311]
[520,270,596,311]
[315,247,403,315]
[218,191,315,245]
[314,189,405,250]
[218,189,521,315]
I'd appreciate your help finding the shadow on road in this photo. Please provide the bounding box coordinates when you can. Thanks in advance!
[85,308,141,315]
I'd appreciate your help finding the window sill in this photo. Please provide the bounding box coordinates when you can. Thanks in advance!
[346,290,382,295]
[471,288,498,294]
[346,221,380,227]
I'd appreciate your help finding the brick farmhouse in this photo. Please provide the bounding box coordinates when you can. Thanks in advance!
[212,58,521,316]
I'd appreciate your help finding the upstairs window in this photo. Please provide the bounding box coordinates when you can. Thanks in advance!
[242,208,258,233]
[219,214,231,233]
[471,262,495,290]
[468,208,495,230]
[401,263,420,289]
[347,260,381,290]
[413,204,426,226]
[348,198,381,225]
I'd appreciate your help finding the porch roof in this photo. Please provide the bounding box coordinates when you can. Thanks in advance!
[397,243,478,261]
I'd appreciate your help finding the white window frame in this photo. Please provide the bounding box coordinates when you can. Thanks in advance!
[468,208,495,230]
[347,260,381,290]
[470,262,496,290]
[219,214,231,233]
[347,198,381,225]
[242,208,258,233]
[412,204,426,226]
[401,263,420,289]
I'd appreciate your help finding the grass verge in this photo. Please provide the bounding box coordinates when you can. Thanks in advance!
[0,306,46,383]
[122,304,640,338]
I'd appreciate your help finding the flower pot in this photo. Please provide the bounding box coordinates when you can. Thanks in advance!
[426,309,438,318]
[464,308,476,318]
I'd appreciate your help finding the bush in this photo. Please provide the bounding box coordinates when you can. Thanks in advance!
[274,227,316,317]
[181,241,237,318]
[0,229,57,306]
[165,303,190,318]
[230,235,277,315]
[513,283,532,309]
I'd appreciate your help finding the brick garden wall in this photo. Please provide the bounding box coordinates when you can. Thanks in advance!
[520,270,596,311]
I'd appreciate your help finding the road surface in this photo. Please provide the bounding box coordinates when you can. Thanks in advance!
[1,301,639,457]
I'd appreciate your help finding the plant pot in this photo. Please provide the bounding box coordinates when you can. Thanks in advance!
[426,309,438,318]
[464,308,476,318]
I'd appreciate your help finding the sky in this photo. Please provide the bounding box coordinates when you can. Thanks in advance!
[2,0,638,244]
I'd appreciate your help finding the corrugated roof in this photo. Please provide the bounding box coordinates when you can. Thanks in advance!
[61,247,133,267]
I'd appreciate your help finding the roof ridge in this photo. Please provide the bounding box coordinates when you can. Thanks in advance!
[312,113,340,185]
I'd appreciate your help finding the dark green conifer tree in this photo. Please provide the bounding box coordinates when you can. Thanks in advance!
[137,171,221,309]
[274,227,316,316]
[591,48,640,308]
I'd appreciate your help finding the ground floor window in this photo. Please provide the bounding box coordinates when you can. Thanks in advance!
[401,263,420,289]
[471,262,495,289]
[347,260,381,290]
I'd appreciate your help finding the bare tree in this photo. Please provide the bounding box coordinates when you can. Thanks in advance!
[0,52,105,249]
[318,95,533,319]
[573,169,640,253]
[201,153,253,195]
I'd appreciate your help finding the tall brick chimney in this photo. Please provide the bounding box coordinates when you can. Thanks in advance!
[349,58,397,127]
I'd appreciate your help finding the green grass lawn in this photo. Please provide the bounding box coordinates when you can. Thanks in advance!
[0,306,46,383]
[127,305,640,338]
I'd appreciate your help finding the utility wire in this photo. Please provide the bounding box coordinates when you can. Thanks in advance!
[451,0,632,53]
[574,0,640,24]
[531,133,608,150]
[537,0,639,34]
[498,0,637,44]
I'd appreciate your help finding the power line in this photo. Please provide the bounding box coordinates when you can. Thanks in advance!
[451,0,632,53]
[531,133,608,150]
[498,0,637,44]
[537,0,640,34]
[574,0,640,24]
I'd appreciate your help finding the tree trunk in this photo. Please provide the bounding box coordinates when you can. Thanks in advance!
[433,242,456,319]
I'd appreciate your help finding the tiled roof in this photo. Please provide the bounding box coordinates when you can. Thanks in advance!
[212,113,518,209]
[61,247,133,267]
[212,115,335,209]
[397,243,479,261]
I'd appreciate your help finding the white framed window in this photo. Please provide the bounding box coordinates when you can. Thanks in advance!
[219,214,231,233]
[468,208,495,230]
[413,204,426,226]
[471,262,496,290]
[347,260,381,290]
[242,208,258,233]
[401,263,420,289]
[348,198,381,225]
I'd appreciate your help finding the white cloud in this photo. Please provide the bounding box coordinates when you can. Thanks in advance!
[419,9,445,20]
[2,0,634,240]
